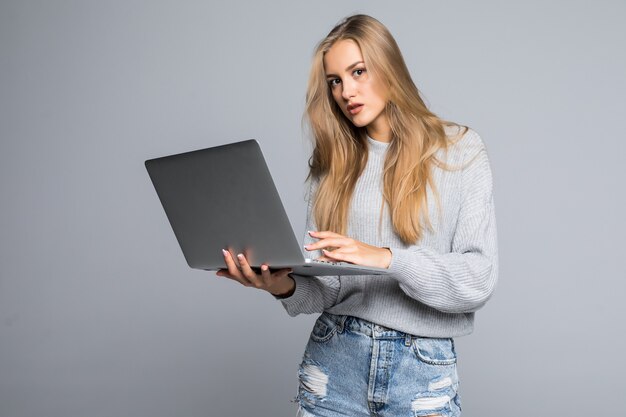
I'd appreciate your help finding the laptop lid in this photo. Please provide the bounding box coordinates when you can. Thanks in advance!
[145,139,389,276]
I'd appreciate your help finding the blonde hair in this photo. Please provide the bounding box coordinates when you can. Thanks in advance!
[305,14,467,245]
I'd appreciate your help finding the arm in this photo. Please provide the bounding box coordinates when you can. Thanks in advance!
[389,140,499,314]
[273,178,342,316]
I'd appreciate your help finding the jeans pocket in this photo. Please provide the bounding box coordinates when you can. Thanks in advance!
[310,312,339,343]
[412,337,457,366]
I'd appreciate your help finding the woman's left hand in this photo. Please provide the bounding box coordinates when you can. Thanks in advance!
[304,230,392,269]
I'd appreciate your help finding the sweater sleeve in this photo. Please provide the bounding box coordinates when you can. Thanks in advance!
[273,178,341,316]
[388,136,499,314]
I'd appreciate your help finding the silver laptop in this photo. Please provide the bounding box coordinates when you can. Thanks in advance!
[145,139,389,276]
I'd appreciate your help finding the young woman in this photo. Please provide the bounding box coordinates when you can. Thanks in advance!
[217,14,498,417]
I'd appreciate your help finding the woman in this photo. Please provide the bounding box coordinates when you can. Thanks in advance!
[217,14,498,417]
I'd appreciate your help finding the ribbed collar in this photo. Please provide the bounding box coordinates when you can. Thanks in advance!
[367,135,390,156]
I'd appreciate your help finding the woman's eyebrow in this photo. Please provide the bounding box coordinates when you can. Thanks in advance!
[325,61,365,78]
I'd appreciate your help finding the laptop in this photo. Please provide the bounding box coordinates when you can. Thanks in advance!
[145,139,389,276]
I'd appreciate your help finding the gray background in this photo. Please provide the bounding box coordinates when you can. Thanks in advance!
[1,1,625,416]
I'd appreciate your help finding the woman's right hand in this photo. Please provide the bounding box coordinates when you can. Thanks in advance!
[215,249,295,297]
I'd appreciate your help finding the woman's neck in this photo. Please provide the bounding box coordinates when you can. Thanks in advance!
[366,116,391,142]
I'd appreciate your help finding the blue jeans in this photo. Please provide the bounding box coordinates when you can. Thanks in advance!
[293,312,462,417]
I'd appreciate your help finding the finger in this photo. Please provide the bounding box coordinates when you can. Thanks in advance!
[315,254,336,262]
[222,250,252,286]
[260,265,292,281]
[215,268,247,284]
[236,253,263,288]
[305,237,351,252]
[259,264,273,285]
[216,270,246,283]
[321,249,352,263]
[222,250,241,276]
[309,230,345,239]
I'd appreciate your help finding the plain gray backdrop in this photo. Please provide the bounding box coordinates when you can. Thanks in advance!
[1,1,625,416]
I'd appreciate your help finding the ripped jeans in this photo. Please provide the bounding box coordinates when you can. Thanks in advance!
[293,312,462,417]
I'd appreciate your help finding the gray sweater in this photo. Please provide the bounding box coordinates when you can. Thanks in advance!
[278,127,498,338]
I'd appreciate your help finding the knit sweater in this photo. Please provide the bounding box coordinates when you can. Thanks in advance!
[277,126,498,338]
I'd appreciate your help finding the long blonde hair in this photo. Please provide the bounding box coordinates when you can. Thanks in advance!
[305,14,466,245]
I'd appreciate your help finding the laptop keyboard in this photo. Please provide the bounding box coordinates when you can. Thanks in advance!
[310,259,348,266]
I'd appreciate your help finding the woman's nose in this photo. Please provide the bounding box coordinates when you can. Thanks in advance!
[341,79,357,101]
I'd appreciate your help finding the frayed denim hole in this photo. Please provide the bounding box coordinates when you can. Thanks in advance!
[428,376,453,391]
[410,391,453,417]
[296,365,316,408]
[297,359,329,408]
[412,337,457,366]
[411,375,460,415]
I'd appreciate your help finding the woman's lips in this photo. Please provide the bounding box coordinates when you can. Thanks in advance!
[348,103,363,115]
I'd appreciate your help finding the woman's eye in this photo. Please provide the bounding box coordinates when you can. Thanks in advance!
[329,78,341,87]
[353,68,365,77]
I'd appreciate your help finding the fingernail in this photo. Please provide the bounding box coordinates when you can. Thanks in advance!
[261,265,268,271]
[303,244,310,250]
[222,249,229,256]
[308,230,315,235]
[237,253,244,259]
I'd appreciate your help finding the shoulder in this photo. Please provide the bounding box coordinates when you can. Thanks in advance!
[440,125,491,172]
[444,125,485,156]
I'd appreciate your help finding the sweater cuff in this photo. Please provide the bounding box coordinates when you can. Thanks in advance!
[387,247,424,282]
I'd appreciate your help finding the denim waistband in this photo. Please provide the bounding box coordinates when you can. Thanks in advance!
[323,312,414,344]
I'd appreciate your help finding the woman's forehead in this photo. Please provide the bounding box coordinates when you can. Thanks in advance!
[323,39,363,74]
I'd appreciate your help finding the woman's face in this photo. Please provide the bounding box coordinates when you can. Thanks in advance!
[323,39,390,141]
